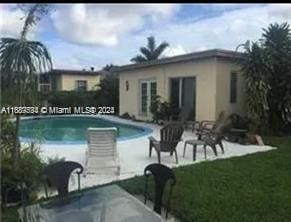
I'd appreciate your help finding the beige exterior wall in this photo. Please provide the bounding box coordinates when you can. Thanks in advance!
[55,75,62,91]
[60,75,100,91]
[119,58,219,121]
[215,58,244,119]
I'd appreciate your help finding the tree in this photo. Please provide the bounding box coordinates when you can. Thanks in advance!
[240,22,291,133]
[131,36,169,63]
[0,4,53,161]
[94,65,119,114]
[103,63,116,72]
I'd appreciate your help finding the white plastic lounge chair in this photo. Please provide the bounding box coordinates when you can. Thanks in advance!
[85,127,120,175]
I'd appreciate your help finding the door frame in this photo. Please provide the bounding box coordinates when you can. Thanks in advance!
[168,76,197,120]
[138,78,157,117]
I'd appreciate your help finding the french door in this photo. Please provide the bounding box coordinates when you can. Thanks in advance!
[140,80,157,116]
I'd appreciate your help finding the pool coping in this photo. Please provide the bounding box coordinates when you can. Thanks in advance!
[19,114,153,145]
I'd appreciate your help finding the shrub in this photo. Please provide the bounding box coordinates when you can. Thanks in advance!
[150,95,171,123]
[1,143,44,204]
[120,112,132,119]
[1,116,44,204]
[40,91,98,107]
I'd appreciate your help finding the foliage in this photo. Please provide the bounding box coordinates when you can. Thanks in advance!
[0,4,52,162]
[150,95,171,123]
[120,112,132,119]
[95,73,119,114]
[0,4,52,107]
[241,23,291,134]
[131,36,169,63]
[1,116,44,204]
[102,63,117,72]
[41,91,98,107]
[119,137,291,222]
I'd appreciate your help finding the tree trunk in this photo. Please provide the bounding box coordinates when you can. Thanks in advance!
[12,115,21,163]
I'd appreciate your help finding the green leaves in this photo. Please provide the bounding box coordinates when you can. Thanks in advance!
[130,36,169,63]
[241,22,291,133]
[0,38,52,76]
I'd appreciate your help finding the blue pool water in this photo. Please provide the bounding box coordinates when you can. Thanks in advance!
[19,116,151,144]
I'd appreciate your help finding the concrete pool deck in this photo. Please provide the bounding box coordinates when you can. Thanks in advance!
[31,115,275,196]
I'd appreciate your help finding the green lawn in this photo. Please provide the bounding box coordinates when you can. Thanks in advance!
[2,137,291,222]
[118,137,291,222]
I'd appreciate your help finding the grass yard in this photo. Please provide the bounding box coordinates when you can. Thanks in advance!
[2,137,291,222]
[118,137,291,222]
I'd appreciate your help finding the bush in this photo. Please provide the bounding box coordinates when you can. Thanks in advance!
[150,95,171,123]
[1,143,44,204]
[1,116,44,204]
[120,112,132,119]
[40,91,98,107]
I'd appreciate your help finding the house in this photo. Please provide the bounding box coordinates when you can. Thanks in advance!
[39,68,102,91]
[115,49,245,122]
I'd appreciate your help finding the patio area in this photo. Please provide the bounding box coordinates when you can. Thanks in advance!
[35,115,275,196]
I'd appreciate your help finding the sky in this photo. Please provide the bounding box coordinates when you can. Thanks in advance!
[1,3,291,71]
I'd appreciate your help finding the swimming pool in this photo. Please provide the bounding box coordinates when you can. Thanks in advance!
[19,116,152,144]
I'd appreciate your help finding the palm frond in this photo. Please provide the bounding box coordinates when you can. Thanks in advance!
[140,47,153,60]
[131,36,170,63]
[147,36,155,53]
[153,42,169,59]
[130,55,147,63]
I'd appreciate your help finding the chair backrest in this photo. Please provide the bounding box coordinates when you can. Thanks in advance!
[200,120,216,130]
[87,127,117,159]
[43,161,83,197]
[144,163,176,217]
[160,124,184,151]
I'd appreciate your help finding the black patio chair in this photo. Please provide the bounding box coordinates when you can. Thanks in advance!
[148,123,184,164]
[42,161,84,198]
[144,163,176,219]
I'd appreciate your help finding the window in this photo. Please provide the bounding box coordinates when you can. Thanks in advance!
[230,72,238,103]
[38,74,51,91]
[75,80,87,91]
[140,80,157,115]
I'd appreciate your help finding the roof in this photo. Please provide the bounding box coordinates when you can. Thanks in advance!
[46,69,103,76]
[113,49,244,73]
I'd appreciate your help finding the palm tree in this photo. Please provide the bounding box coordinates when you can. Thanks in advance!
[131,36,169,63]
[0,4,52,161]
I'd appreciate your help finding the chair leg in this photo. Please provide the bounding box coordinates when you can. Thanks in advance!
[157,151,161,164]
[203,144,207,159]
[193,145,197,161]
[212,145,218,156]
[149,142,153,157]
[174,150,178,164]
[183,143,187,157]
[219,141,224,154]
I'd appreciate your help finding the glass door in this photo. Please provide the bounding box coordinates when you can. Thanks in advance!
[170,77,196,120]
[140,80,157,116]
